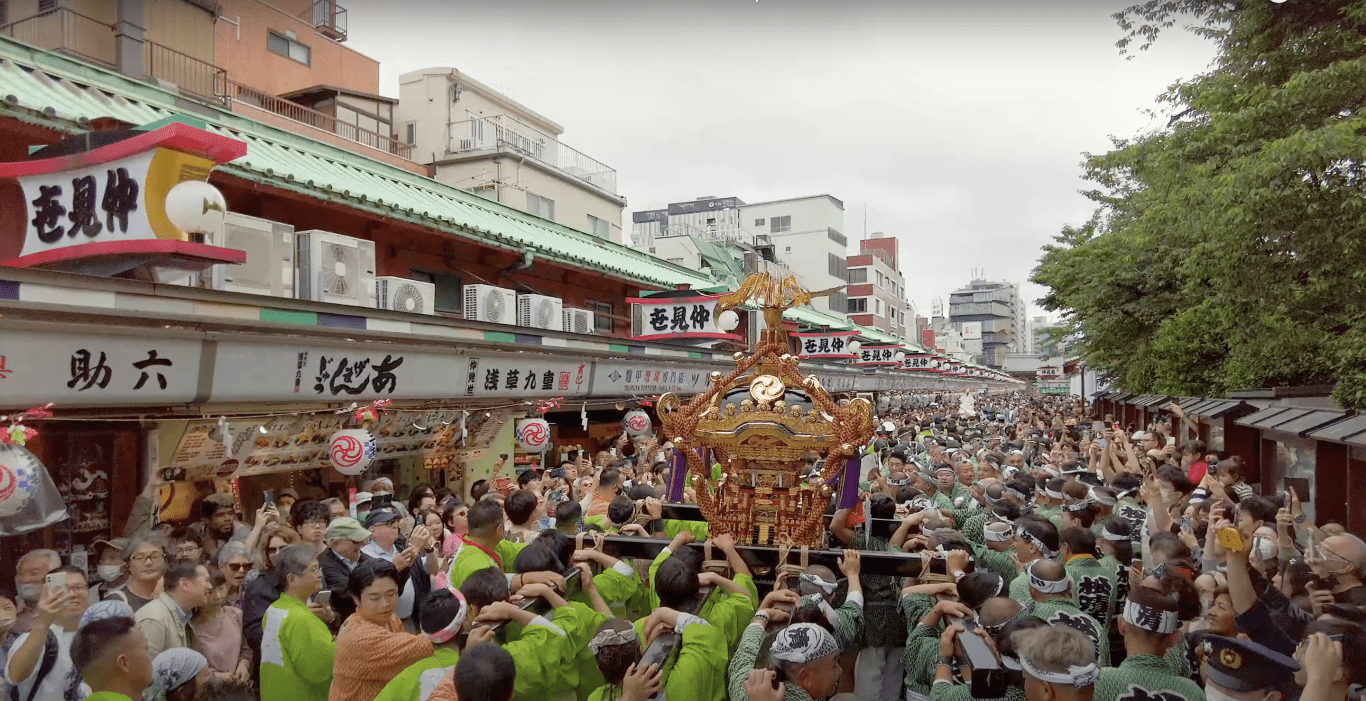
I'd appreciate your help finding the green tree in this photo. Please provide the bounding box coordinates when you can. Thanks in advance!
[1033,0,1366,408]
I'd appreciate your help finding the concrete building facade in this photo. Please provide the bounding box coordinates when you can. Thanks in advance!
[846,232,911,336]
[397,67,626,243]
[948,278,1026,367]
[633,194,849,317]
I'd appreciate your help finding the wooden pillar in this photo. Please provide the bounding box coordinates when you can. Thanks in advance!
[1315,441,1348,527]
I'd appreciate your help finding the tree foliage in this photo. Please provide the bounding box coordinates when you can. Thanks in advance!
[1033,0,1366,408]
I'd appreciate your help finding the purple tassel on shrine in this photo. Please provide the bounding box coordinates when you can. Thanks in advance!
[666,449,688,502]
[837,455,862,509]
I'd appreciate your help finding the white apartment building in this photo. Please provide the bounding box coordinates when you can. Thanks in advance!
[633,195,849,316]
[397,67,626,243]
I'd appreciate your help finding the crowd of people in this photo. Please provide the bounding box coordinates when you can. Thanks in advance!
[1,390,1361,701]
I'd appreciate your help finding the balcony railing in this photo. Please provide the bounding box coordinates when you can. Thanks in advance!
[226,80,414,159]
[0,8,116,67]
[310,0,347,41]
[448,113,618,195]
[144,41,229,105]
[0,8,226,105]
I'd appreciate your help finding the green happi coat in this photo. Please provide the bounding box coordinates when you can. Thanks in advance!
[1093,655,1206,701]
[852,532,905,649]
[1033,504,1065,534]
[499,614,577,701]
[372,647,459,701]
[931,682,1027,701]
[1028,597,1110,667]
[727,623,818,701]
[900,593,940,697]
[446,538,530,590]
[610,616,728,701]
[971,543,1018,584]
[1065,555,1117,630]
[259,593,334,701]
[1097,554,1130,622]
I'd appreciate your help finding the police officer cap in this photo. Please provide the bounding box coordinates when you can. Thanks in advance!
[1203,635,1300,693]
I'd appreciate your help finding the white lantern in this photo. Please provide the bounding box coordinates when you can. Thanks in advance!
[517,418,551,453]
[717,309,740,333]
[328,429,377,475]
[623,409,652,437]
[0,444,41,518]
[848,341,862,354]
[164,180,227,236]
[895,351,906,364]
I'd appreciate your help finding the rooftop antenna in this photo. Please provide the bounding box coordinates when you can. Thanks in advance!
[862,202,867,242]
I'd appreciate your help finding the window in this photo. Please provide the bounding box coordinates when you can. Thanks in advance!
[706,217,716,225]
[830,291,846,315]
[755,218,765,226]
[785,246,791,252]
[404,121,417,144]
[527,193,556,220]
[828,253,846,280]
[587,215,610,238]
[470,184,495,200]
[267,30,311,65]
[587,301,613,333]
[848,298,867,313]
[827,228,847,246]
[847,268,867,283]
[875,298,885,317]
[666,257,684,265]
[770,216,791,233]
[410,271,462,313]
[0,2,8,24]
[37,0,54,13]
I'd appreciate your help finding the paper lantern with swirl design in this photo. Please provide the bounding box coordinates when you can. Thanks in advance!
[516,418,551,453]
[328,429,377,475]
[622,409,652,438]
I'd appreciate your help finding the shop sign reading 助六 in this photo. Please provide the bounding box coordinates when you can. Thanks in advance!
[0,329,201,407]
[627,295,743,342]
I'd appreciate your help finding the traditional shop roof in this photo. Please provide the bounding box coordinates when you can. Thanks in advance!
[0,36,714,291]
[785,303,856,331]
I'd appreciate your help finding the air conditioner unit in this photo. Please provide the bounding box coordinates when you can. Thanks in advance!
[295,230,377,308]
[375,276,436,315]
[563,308,594,335]
[517,294,563,331]
[463,284,517,325]
[199,213,295,298]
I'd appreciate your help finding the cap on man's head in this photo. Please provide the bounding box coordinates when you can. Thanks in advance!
[325,516,372,542]
[364,509,402,528]
[354,491,373,505]
[94,537,130,555]
[278,488,299,501]
[1203,635,1300,692]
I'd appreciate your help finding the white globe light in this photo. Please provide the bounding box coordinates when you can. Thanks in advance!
[848,341,861,354]
[717,309,740,332]
[164,180,227,235]
[895,351,906,363]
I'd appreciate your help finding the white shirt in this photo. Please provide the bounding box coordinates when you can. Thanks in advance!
[5,626,83,701]
[362,541,415,619]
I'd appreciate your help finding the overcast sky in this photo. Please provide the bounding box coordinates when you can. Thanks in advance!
[346,0,1218,322]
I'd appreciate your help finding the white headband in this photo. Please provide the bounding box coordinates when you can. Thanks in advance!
[1019,655,1100,688]
[798,572,838,595]
[1090,490,1117,507]
[1016,528,1056,559]
[1100,528,1129,542]
[984,524,1014,542]
[1042,487,1065,500]
[1026,561,1071,594]
[427,590,469,644]
[1062,498,1094,513]
[1122,598,1179,634]
[800,594,841,629]
[1005,486,1027,502]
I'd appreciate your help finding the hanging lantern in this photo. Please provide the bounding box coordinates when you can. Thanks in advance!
[517,418,551,453]
[0,443,70,535]
[623,409,652,437]
[328,429,377,475]
[164,180,227,235]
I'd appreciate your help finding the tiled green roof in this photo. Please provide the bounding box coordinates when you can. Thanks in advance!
[783,303,854,330]
[0,37,715,290]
